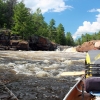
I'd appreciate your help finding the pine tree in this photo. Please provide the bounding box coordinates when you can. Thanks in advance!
[12,1,31,39]
[66,32,74,46]
[56,23,66,45]
[48,19,57,41]
[32,8,48,37]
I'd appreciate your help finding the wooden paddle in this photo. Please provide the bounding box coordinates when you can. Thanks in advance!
[60,71,85,76]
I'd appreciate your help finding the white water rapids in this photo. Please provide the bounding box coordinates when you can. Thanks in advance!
[0,48,87,100]
[0,48,86,78]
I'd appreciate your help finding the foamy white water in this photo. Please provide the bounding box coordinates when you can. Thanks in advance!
[0,48,86,78]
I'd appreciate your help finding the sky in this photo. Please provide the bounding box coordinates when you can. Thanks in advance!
[18,0,100,40]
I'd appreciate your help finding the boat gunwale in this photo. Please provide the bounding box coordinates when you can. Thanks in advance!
[63,76,84,100]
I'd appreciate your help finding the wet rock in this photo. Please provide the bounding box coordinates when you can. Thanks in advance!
[43,64,59,71]
[95,41,100,48]
[17,40,29,51]
[62,60,72,65]
[8,63,15,68]
[43,60,50,63]
[36,71,50,77]
[76,40,100,52]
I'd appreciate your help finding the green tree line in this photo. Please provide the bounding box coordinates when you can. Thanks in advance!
[0,0,75,46]
[75,31,100,45]
[0,0,100,46]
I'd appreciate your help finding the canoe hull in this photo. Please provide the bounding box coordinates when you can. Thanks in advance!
[63,76,95,100]
[63,77,83,100]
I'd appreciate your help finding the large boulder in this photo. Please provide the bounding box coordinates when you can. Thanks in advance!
[29,35,57,51]
[76,40,100,52]
[95,41,100,48]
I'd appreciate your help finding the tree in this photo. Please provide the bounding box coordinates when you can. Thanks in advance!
[76,38,81,45]
[48,19,57,41]
[81,34,86,44]
[12,1,32,39]
[66,32,74,46]
[56,23,66,45]
[5,0,17,28]
[0,0,17,28]
[97,31,100,40]
[32,8,48,37]
[0,0,6,28]
[85,33,92,41]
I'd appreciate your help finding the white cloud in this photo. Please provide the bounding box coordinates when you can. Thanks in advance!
[18,0,73,14]
[73,9,100,40]
[88,8,100,13]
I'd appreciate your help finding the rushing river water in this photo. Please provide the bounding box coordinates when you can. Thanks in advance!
[0,50,86,100]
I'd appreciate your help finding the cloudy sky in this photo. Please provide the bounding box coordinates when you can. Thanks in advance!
[18,0,100,39]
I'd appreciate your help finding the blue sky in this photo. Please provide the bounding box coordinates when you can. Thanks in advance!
[18,0,100,40]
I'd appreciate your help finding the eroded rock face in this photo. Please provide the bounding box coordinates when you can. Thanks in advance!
[10,40,29,50]
[0,32,57,51]
[10,40,19,46]
[17,41,29,50]
[29,35,57,51]
[76,40,100,52]
[95,41,100,48]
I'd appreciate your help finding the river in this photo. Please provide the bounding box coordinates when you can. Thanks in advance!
[0,49,86,100]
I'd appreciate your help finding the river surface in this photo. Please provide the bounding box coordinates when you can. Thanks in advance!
[0,50,86,100]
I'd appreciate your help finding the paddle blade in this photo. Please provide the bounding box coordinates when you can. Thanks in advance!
[61,71,85,76]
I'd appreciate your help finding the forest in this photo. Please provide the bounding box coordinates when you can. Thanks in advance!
[0,0,100,46]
